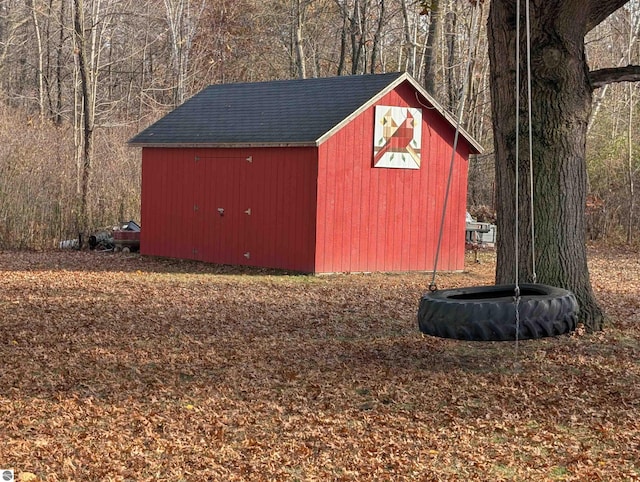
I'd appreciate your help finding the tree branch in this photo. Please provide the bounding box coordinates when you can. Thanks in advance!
[589,65,640,89]
[587,0,630,32]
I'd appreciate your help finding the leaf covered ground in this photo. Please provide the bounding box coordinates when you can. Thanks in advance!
[0,247,638,481]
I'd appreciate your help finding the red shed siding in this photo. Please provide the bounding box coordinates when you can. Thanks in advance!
[315,82,469,273]
[140,80,473,274]
[141,146,318,271]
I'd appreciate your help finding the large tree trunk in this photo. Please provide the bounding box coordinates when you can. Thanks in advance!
[488,1,605,331]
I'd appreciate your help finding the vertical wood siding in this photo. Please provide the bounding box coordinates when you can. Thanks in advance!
[315,82,469,273]
[141,81,472,274]
[141,146,318,272]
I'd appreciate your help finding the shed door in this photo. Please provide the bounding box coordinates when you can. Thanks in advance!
[191,156,255,265]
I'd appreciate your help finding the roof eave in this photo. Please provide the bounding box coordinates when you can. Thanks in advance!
[128,141,317,149]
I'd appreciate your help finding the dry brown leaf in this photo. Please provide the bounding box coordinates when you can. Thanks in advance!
[0,247,638,481]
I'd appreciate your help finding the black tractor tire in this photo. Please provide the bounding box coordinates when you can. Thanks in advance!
[418,283,578,341]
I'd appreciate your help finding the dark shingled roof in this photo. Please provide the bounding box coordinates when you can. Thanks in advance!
[128,72,483,153]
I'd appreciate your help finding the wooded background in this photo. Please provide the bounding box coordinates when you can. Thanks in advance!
[0,0,637,249]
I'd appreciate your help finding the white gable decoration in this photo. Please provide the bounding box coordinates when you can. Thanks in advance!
[373,106,422,169]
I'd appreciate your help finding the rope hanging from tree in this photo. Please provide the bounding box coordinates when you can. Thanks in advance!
[428,1,481,293]
[418,0,578,342]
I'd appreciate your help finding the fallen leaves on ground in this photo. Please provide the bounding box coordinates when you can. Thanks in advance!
[0,247,638,481]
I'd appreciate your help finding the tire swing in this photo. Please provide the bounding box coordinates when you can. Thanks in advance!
[418,0,578,342]
[419,283,578,342]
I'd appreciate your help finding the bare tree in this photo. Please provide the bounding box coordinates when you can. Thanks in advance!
[422,0,441,93]
[624,2,639,243]
[293,0,308,78]
[27,0,45,120]
[163,0,206,106]
[370,0,386,73]
[72,0,93,231]
[626,82,636,243]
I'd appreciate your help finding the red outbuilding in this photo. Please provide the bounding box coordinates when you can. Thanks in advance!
[129,72,482,273]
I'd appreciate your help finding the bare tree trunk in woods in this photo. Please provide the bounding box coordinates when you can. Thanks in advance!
[423,0,440,94]
[334,0,374,75]
[625,11,637,244]
[54,0,65,125]
[370,0,385,73]
[28,0,45,120]
[445,9,457,111]
[336,0,348,75]
[400,0,415,75]
[465,0,486,139]
[73,0,94,235]
[350,0,369,74]
[350,0,361,74]
[164,0,205,106]
[627,83,635,243]
[294,0,307,78]
[164,0,187,106]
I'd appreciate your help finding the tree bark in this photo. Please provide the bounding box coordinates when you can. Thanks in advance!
[164,0,205,106]
[399,0,416,75]
[28,0,45,121]
[350,0,366,74]
[488,0,607,331]
[293,0,307,79]
[626,82,635,244]
[73,0,94,233]
[587,0,630,30]
[369,0,385,73]
[335,0,348,75]
[423,0,440,94]
[445,9,457,111]
[55,0,64,125]
[589,65,640,88]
